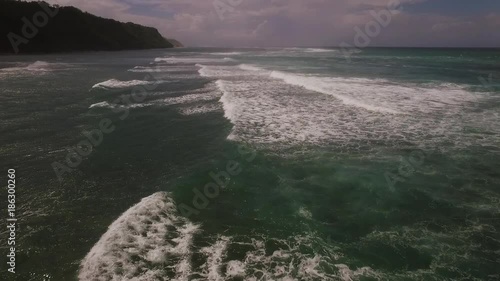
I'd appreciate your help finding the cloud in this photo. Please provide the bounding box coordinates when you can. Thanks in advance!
[43,0,500,47]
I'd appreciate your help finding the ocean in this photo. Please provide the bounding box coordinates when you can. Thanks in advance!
[0,47,499,280]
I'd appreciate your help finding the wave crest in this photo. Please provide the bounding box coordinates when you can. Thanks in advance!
[78,192,200,281]
[92,79,159,90]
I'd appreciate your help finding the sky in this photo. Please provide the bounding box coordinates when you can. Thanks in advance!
[43,0,500,47]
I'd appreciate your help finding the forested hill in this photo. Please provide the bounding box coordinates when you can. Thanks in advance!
[0,0,180,54]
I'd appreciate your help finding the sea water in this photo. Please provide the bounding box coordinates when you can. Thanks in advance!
[0,47,499,280]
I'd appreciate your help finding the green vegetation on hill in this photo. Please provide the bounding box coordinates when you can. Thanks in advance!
[0,0,179,54]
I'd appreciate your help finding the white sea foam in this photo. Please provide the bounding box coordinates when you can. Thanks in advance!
[238,64,266,72]
[197,64,240,78]
[79,192,200,281]
[215,78,364,144]
[202,234,351,281]
[128,65,194,73]
[298,207,313,220]
[335,264,380,281]
[89,101,114,109]
[269,71,401,114]
[89,101,151,109]
[200,236,231,280]
[26,61,52,71]
[155,57,234,64]
[162,91,220,106]
[210,52,243,56]
[303,48,337,53]
[158,78,222,115]
[217,80,240,130]
[189,234,353,280]
[282,47,338,54]
[225,260,246,277]
[178,103,221,116]
[238,64,399,114]
[197,63,494,150]
[127,66,163,73]
[0,61,70,73]
[92,79,160,90]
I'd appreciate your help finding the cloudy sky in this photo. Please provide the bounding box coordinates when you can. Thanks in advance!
[45,0,500,47]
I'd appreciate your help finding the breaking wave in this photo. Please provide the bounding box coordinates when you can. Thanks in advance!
[155,57,235,64]
[92,79,161,90]
[268,71,401,114]
[79,192,380,281]
[194,63,496,150]
[0,61,72,73]
[128,65,195,73]
[89,101,151,109]
[78,192,200,281]
[210,52,243,56]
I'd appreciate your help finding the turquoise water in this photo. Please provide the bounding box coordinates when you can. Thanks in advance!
[0,48,499,280]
